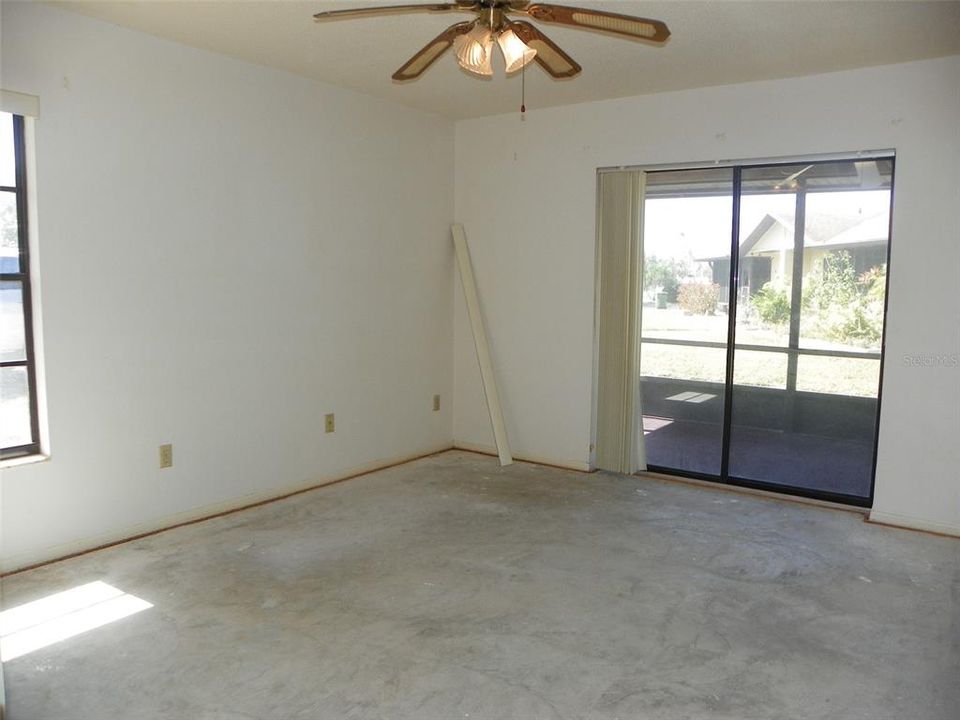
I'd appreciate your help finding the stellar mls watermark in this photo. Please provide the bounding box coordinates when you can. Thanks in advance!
[902,353,959,368]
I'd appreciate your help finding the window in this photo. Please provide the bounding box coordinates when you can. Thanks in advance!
[1,112,40,459]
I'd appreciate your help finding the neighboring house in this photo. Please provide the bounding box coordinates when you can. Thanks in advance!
[699,210,889,295]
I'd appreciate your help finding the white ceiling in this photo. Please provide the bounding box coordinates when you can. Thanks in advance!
[58,1,960,119]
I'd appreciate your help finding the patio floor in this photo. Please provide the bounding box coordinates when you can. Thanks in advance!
[643,416,875,499]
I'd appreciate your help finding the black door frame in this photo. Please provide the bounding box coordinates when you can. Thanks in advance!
[641,155,896,508]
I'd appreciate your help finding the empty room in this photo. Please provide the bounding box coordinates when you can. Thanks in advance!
[1,1,958,718]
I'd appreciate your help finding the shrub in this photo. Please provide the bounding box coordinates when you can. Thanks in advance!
[1,201,17,250]
[802,252,886,346]
[825,302,883,345]
[751,283,791,325]
[859,265,886,303]
[678,283,720,315]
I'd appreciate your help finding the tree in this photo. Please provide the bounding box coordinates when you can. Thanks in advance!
[644,256,689,303]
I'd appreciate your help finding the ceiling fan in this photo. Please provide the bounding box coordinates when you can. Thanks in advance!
[313,1,670,81]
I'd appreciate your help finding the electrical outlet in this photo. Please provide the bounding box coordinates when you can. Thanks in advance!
[159,443,173,469]
[433,394,441,411]
[325,413,335,434]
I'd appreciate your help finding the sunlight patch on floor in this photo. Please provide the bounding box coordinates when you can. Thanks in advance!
[0,581,152,661]
[642,415,674,435]
[665,391,717,403]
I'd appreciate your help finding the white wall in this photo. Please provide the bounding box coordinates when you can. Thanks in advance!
[0,2,455,571]
[1,6,955,572]
[453,57,960,534]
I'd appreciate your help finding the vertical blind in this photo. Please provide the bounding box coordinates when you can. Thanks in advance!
[595,170,646,474]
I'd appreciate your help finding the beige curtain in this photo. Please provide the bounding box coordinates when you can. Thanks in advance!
[595,170,646,474]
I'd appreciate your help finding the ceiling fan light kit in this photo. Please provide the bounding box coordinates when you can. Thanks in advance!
[313,1,670,82]
[451,21,537,77]
[498,27,538,73]
[453,23,495,76]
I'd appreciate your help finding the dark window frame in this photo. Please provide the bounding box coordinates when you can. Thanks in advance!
[1,113,41,459]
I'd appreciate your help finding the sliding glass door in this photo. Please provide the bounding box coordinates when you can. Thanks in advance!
[639,169,732,477]
[639,157,893,505]
[728,161,890,500]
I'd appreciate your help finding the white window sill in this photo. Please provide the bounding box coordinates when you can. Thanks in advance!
[1,453,50,470]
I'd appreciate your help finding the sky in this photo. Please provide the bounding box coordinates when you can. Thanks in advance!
[643,190,891,266]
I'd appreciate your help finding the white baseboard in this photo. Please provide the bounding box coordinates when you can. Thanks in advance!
[453,440,592,472]
[1,443,454,575]
[867,510,960,538]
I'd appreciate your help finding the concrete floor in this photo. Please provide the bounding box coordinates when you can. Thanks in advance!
[2,450,958,720]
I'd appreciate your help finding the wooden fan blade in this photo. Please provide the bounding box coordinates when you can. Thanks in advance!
[314,3,470,22]
[524,3,670,43]
[509,21,581,78]
[392,22,472,81]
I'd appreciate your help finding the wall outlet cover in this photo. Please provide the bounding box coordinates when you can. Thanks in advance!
[159,443,173,469]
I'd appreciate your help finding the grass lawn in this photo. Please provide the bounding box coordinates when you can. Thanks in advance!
[640,307,881,397]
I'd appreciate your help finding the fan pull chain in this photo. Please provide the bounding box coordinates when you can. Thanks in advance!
[520,58,526,121]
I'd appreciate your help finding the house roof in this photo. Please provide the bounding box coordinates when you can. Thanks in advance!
[696,209,888,261]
